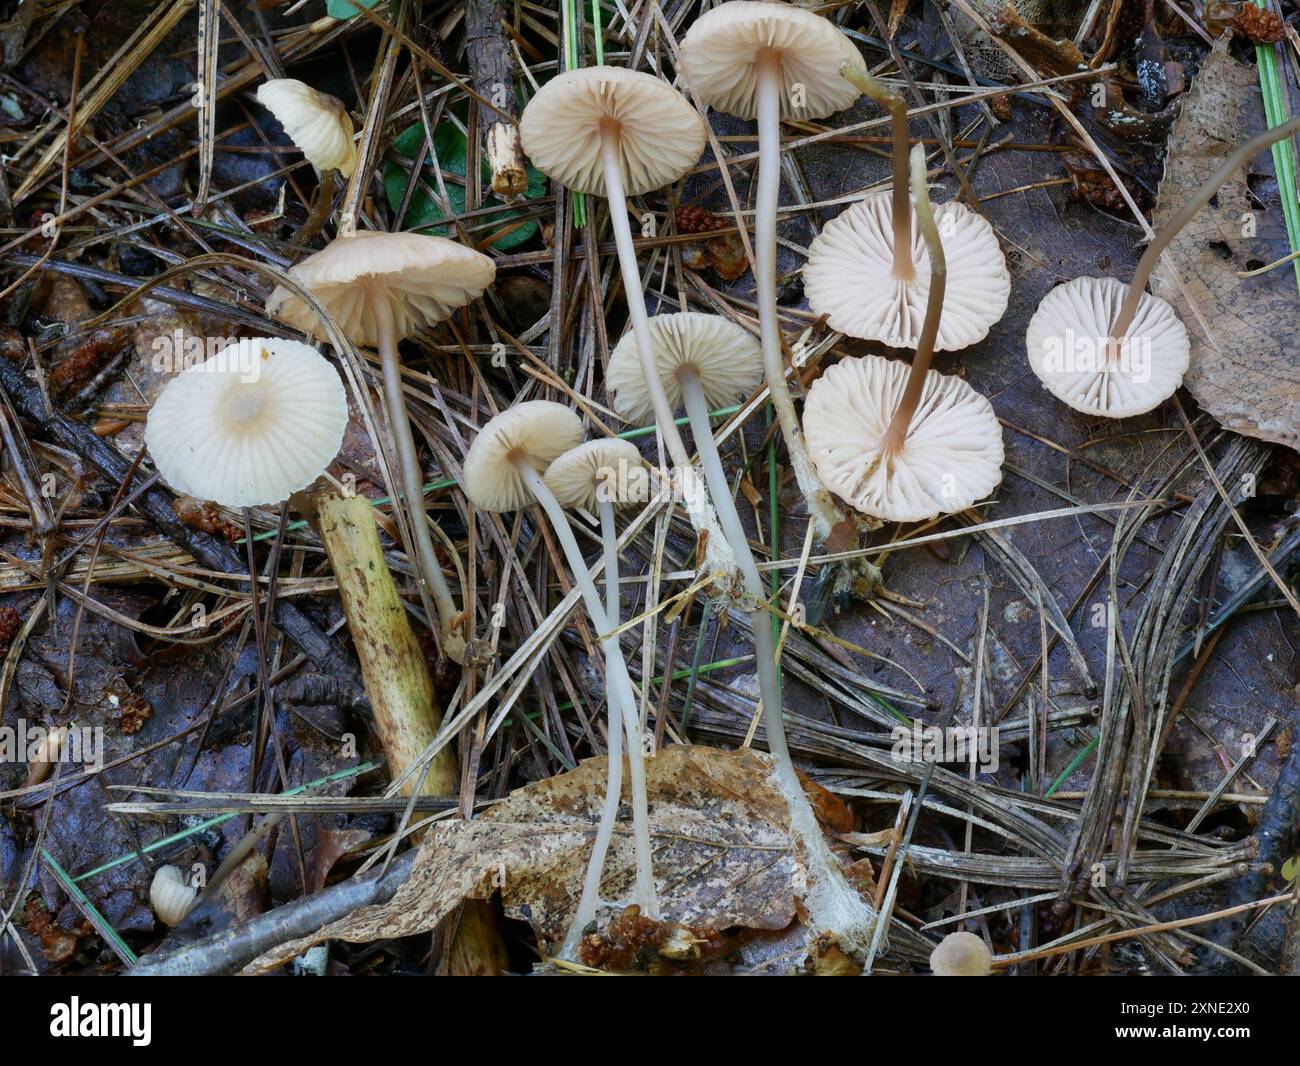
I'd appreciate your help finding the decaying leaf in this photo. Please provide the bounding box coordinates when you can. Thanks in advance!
[242,746,806,972]
[1151,37,1300,448]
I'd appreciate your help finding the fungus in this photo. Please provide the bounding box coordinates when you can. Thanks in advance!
[150,865,198,928]
[144,337,347,508]
[680,1,865,542]
[266,230,495,663]
[804,63,1009,352]
[518,68,740,583]
[803,147,1003,523]
[543,436,645,956]
[929,930,993,976]
[463,402,659,927]
[1026,117,1300,417]
[255,79,356,242]
[608,312,877,953]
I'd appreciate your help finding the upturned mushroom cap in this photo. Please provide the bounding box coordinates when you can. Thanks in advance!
[519,66,706,197]
[929,931,992,976]
[607,311,763,425]
[680,0,865,120]
[256,78,357,177]
[145,338,348,508]
[265,231,495,348]
[1025,276,1189,418]
[802,354,1003,523]
[544,438,645,510]
[804,190,1010,351]
[464,401,585,512]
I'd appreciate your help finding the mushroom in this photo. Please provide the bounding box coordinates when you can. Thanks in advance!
[266,230,495,664]
[150,865,198,928]
[803,147,1003,523]
[1026,116,1300,418]
[608,312,876,952]
[255,78,356,242]
[929,930,992,976]
[518,68,741,583]
[463,402,659,924]
[680,1,866,542]
[543,436,644,954]
[803,64,1009,352]
[145,337,348,508]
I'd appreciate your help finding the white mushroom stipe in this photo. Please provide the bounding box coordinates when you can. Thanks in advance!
[145,338,347,508]
[1025,276,1190,418]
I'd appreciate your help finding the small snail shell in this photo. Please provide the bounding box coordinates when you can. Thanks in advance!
[150,865,198,927]
[21,725,69,787]
[929,931,992,976]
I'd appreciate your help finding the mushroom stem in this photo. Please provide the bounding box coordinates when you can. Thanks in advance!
[368,286,468,661]
[1108,115,1300,345]
[599,124,694,474]
[559,495,628,958]
[681,370,874,951]
[514,458,659,917]
[292,168,338,246]
[755,50,843,541]
[840,62,913,281]
[881,145,946,455]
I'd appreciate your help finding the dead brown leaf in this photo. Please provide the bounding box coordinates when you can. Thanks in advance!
[242,746,803,972]
[1151,37,1300,448]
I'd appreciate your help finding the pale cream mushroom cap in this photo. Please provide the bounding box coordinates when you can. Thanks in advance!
[804,190,1010,351]
[607,311,763,425]
[543,438,645,510]
[464,401,585,513]
[519,66,706,197]
[146,338,347,508]
[930,931,992,976]
[680,0,865,120]
[802,354,1003,523]
[1025,276,1189,418]
[265,231,495,348]
[256,78,357,177]
[150,865,198,928]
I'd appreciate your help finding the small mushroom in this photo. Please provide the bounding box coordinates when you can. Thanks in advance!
[609,312,876,953]
[1025,116,1300,418]
[150,865,198,928]
[255,79,356,242]
[681,1,865,541]
[145,337,347,508]
[929,931,993,976]
[519,68,739,584]
[804,64,1009,351]
[463,402,659,927]
[21,725,69,788]
[803,147,1003,523]
[266,231,495,664]
[543,437,644,956]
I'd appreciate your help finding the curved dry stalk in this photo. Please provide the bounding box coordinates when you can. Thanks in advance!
[840,62,913,280]
[1109,115,1300,342]
[881,145,946,455]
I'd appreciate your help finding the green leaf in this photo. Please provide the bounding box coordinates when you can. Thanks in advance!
[384,119,545,251]
[327,0,381,19]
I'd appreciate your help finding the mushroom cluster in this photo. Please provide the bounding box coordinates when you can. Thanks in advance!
[464,404,658,953]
